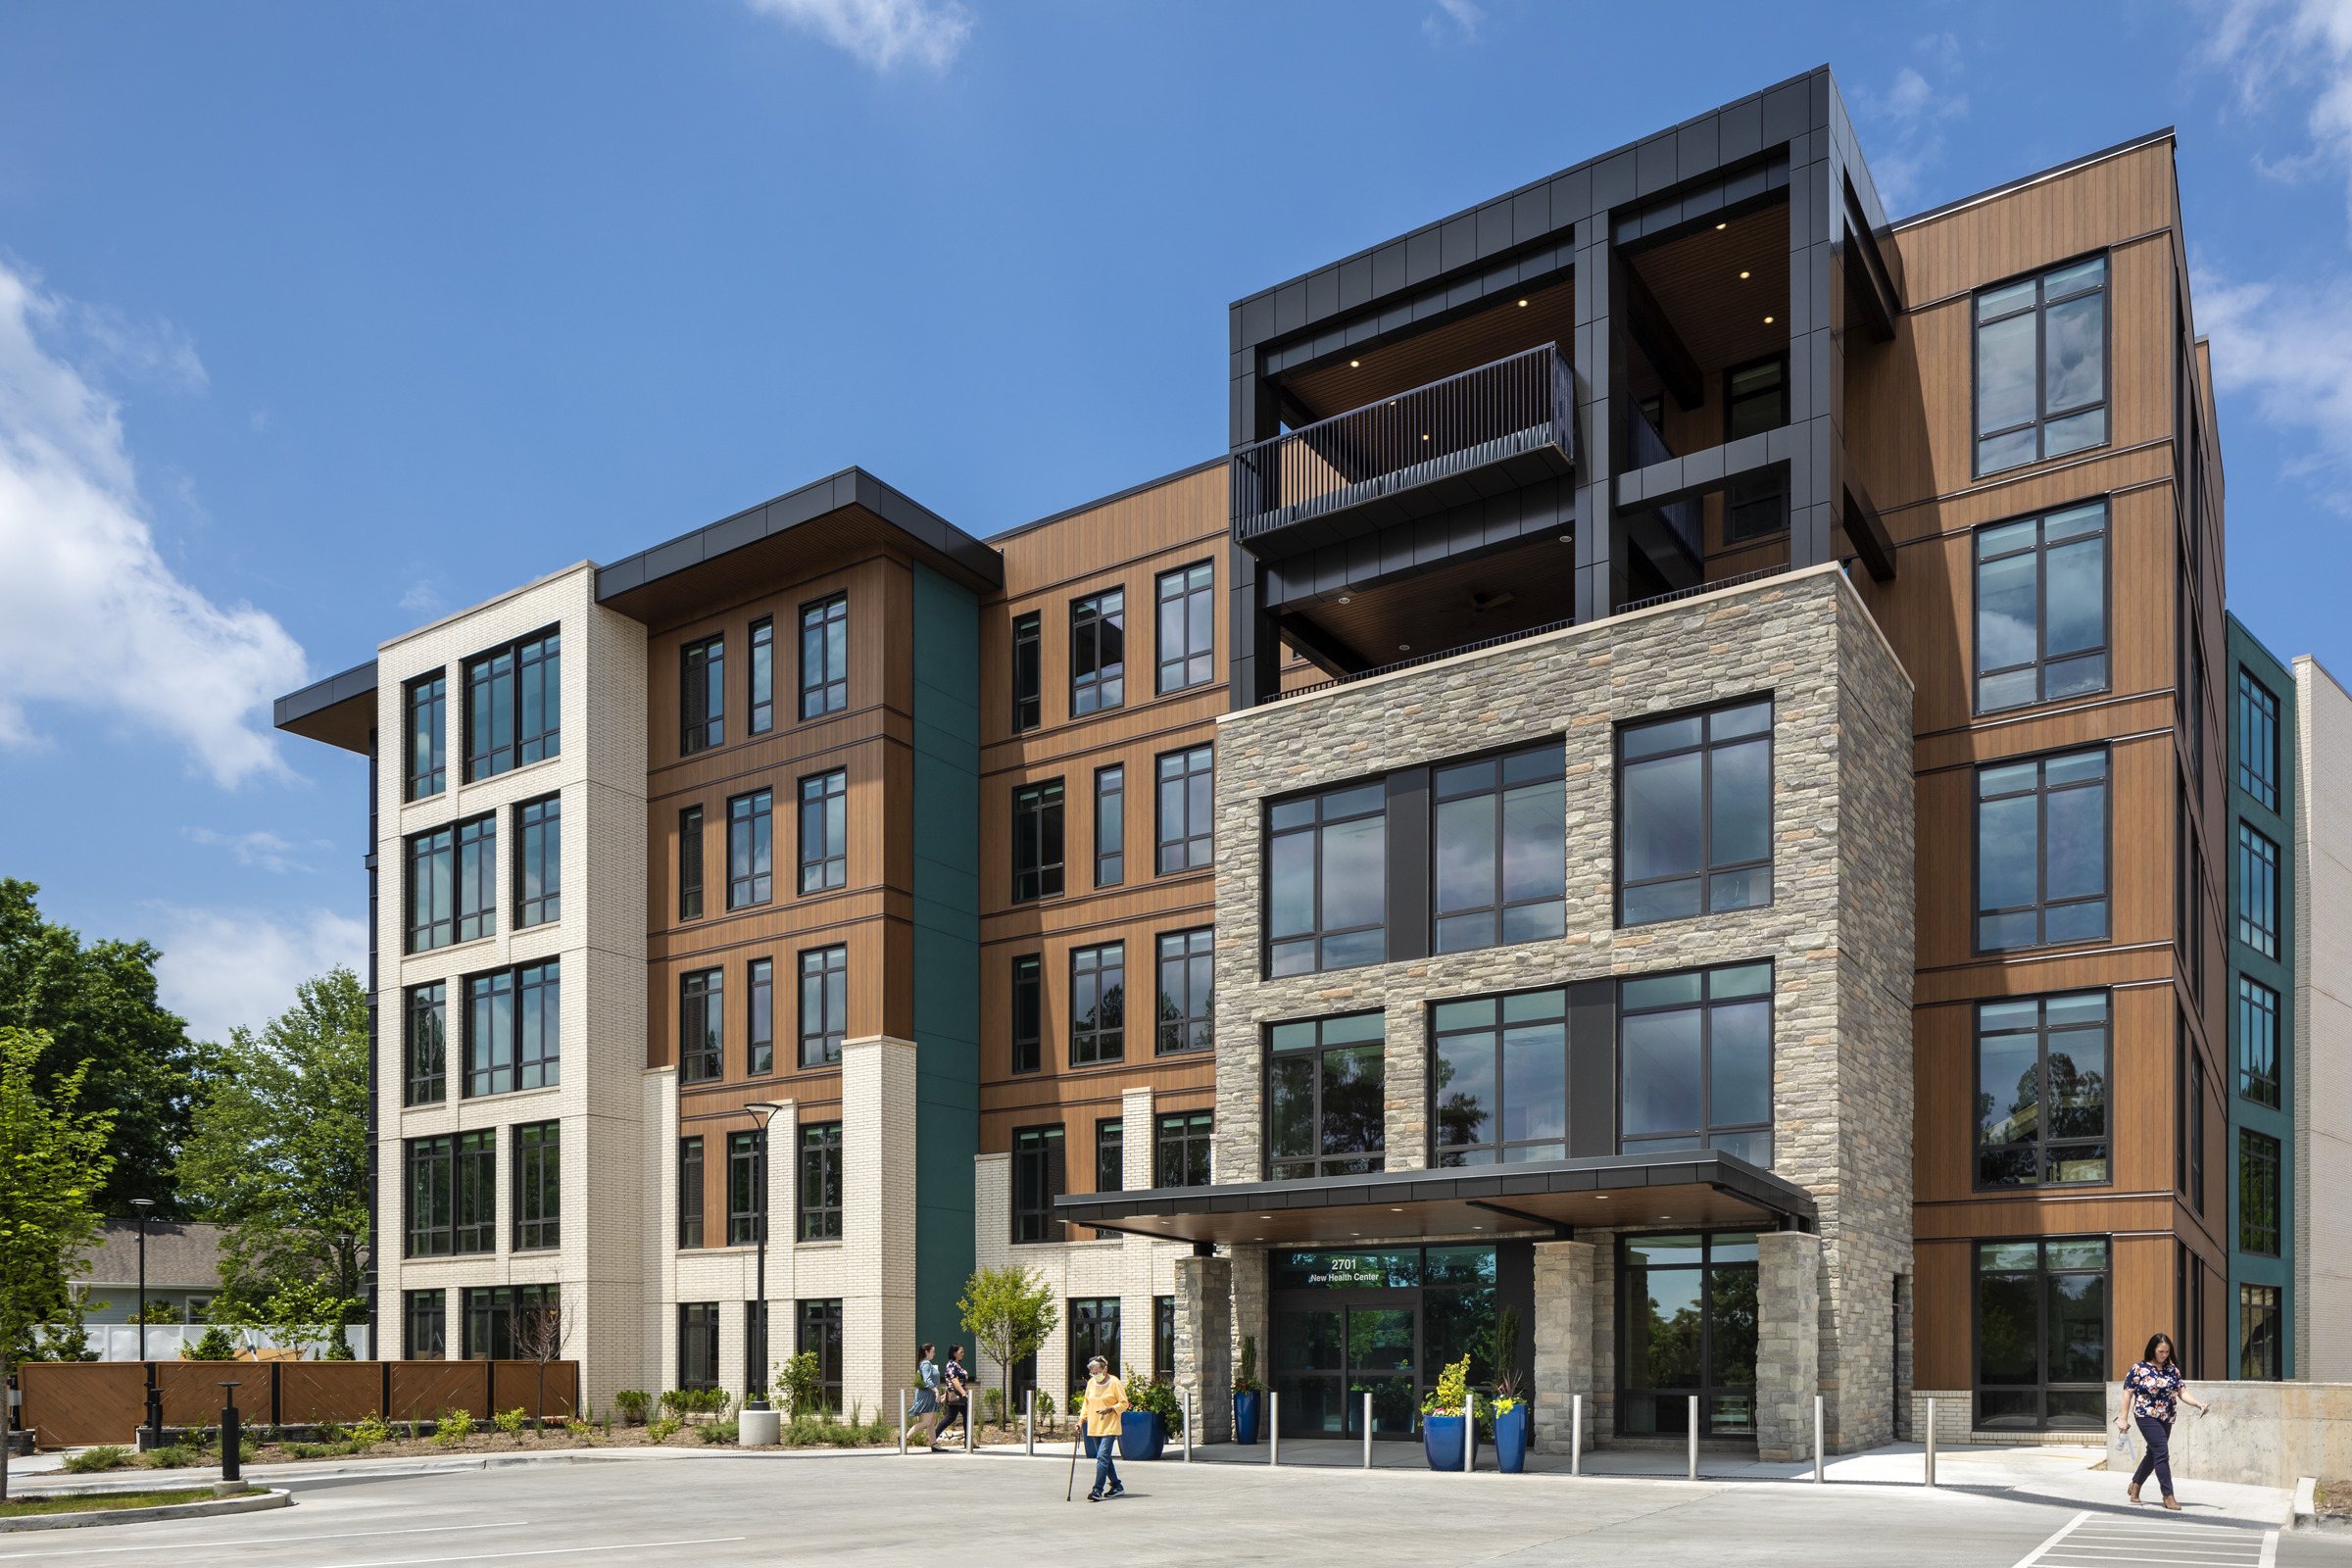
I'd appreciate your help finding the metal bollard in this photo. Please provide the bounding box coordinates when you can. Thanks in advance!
[1465,1397,1474,1474]
[1571,1393,1583,1477]
[964,1393,973,1454]
[1813,1395,1824,1484]
[1363,1392,1373,1469]
[218,1382,243,1485]
[1924,1398,1936,1488]
[1183,1389,1192,1462]
[899,1390,907,1455]
[1687,1396,1698,1481]
[1269,1392,1279,1466]
[1025,1390,1034,1456]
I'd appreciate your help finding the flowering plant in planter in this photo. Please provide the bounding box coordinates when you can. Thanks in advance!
[1420,1355,1473,1418]
[1233,1335,1263,1393]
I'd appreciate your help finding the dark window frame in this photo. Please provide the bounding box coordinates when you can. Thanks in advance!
[727,1128,766,1247]
[1972,251,2111,477]
[1433,738,1568,954]
[405,982,447,1106]
[1972,500,2112,714]
[408,814,497,954]
[465,627,562,782]
[1012,611,1042,733]
[1095,1116,1124,1196]
[679,1301,720,1392]
[405,670,448,802]
[404,1288,446,1360]
[2238,974,2281,1109]
[1722,352,1788,444]
[1154,927,1214,1056]
[515,794,561,929]
[1069,943,1125,1067]
[1067,1297,1120,1396]
[729,787,774,909]
[1155,561,1215,695]
[454,1129,496,1254]
[799,1121,843,1242]
[2236,668,2280,811]
[2239,1127,2281,1256]
[1094,763,1124,888]
[1974,747,2110,954]
[680,967,723,1085]
[1070,588,1126,716]
[1154,1294,1177,1380]
[1155,744,1214,876]
[798,945,847,1068]
[748,956,774,1077]
[1011,1124,1066,1244]
[1615,1230,1764,1438]
[798,769,847,895]
[514,1118,560,1251]
[681,633,725,756]
[2239,1283,2281,1380]
[749,615,774,736]
[1615,698,1775,928]
[1617,962,1777,1165]
[1265,1010,1387,1181]
[1430,985,1570,1167]
[1012,779,1066,904]
[1971,1236,2111,1433]
[2237,820,2280,959]
[1972,991,2112,1192]
[679,1135,705,1249]
[1010,954,1043,1075]
[1154,1109,1213,1188]
[800,592,848,721]
[463,958,560,1099]
[797,1298,844,1410]
[1263,781,1387,977]
[679,805,705,920]
[405,1134,454,1258]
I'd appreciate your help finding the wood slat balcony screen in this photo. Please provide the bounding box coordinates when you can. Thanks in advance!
[1232,343,1574,544]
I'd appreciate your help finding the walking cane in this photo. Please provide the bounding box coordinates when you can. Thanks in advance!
[1065,1417,1084,1502]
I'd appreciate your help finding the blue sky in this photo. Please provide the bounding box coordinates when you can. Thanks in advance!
[3,0,2349,1045]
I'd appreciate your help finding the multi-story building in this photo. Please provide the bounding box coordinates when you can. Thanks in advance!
[2290,655,2352,1383]
[277,67,2269,1452]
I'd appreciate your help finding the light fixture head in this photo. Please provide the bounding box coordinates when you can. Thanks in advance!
[1517,299,1529,307]
[1391,1206,1404,1212]
[1715,222,1727,229]
[1764,316,1775,323]
[1397,643,1411,652]
[1350,359,1359,368]
[130,1198,154,1210]
[1336,595,1351,605]
[1740,270,1750,279]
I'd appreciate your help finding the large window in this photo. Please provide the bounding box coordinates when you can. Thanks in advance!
[801,593,848,720]
[1157,745,1214,875]
[1094,765,1124,887]
[406,1135,454,1257]
[465,959,559,1097]
[1012,1125,1065,1244]
[2237,822,2280,958]
[406,672,447,801]
[1618,701,1771,926]
[455,1130,496,1254]
[1723,355,1786,442]
[2239,975,2281,1108]
[1620,1232,1759,1437]
[406,983,447,1105]
[1068,1298,1120,1398]
[748,957,773,1076]
[1013,780,1065,903]
[728,1129,766,1246]
[800,1122,842,1242]
[749,616,774,735]
[408,814,495,953]
[1071,590,1125,715]
[466,629,561,781]
[679,806,705,920]
[1435,742,1566,952]
[1156,563,1214,694]
[1010,954,1042,1074]
[2240,1284,2281,1381]
[678,1136,705,1249]
[799,945,846,1067]
[1432,987,1567,1166]
[1155,1296,1176,1381]
[680,968,723,1085]
[1267,783,1385,976]
[515,796,561,928]
[682,634,724,755]
[729,788,773,908]
[1975,992,2109,1189]
[2240,1129,2281,1255]
[2237,669,2280,811]
[1975,255,2108,474]
[514,1119,560,1251]
[797,1299,844,1411]
[1012,611,1042,733]
[1070,943,1124,1066]
[1095,1118,1124,1196]
[404,1289,445,1360]
[1267,1011,1385,1180]
[1155,1110,1212,1188]
[1977,749,2108,951]
[1155,928,1214,1056]
[1975,1237,2108,1431]
[1620,963,1773,1166]
[679,1302,720,1392]
[465,1285,555,1362]
[1975,502,2108,712]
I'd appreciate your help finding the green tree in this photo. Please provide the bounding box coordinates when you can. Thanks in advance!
[0,1027,118,1376]
[956,1265,1058,1395]
[0,880,211,1215]
[176,969,368,1346]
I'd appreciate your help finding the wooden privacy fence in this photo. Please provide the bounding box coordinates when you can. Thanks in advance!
[19,1360,577,1449]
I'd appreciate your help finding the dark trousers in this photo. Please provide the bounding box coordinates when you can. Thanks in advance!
[933,1400,965,1440]
[2130,1415,2174,1496]
[1092,1433,1120,1495]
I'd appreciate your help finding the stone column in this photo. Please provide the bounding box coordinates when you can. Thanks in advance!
[1531,1239,1595,1455]
[1756,1231,1822,1461]
[1230,1246,1268,1414]
[1174,1254,1233,1443]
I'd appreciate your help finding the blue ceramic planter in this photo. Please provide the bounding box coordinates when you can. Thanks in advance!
[1493,1404,1530,1473]
[1233,1391,1262,1446]
[1121,1410,1167,1461]
[1423,1413,1478,1471]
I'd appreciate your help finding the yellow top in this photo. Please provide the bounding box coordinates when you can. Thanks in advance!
[1082,1374,1129,1437]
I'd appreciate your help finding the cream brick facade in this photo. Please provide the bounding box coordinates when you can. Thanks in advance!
[2292,656,2352,1383]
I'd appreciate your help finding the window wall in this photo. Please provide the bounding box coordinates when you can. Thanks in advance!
[1619,963,1773,1165]
[1012,1126,1065,1243]
[1974,1237,2107,1431]
[515,796,560,927]
[467,629,560,780]
[800,1122,843,1241]
[1266,783,1385,976]
[466,960,558,1096]
[1267,1011,1385,1180]
[1974,502,2108,712]
[1619,1232,1758,1437]
[1976,749,2108,951]
[1618,702,1771,926]
[1431,987,1567,1165]
[1435,743,1565,951]
[406,983,447,1105]
[406,672,447,801]
[514,1119,560,1250]
[1974,255,2108,474]
[1975,993,2109,1189]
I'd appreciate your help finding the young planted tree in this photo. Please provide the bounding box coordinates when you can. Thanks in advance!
[956,1265,1058,1414]
[511,1294,576,1434]
[0,1026,118,1500]
[176,969,369,1350]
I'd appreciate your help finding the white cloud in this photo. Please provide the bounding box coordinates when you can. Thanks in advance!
[2195,269,2352,508]
[2208,0,2352,225]
[151,904,368,1047]
[0,258,308,786]
[184,826,331,875]
[1852,47,1971,216]
[746,0,972,72]
[398,578,445,615]
[1425,0,1484,41]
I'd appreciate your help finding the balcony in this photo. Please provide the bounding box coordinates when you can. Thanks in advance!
[1230,343,1575,557]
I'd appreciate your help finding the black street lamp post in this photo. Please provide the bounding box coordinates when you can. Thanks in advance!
[130,1200,163,1448]
[743,1102,785,1411]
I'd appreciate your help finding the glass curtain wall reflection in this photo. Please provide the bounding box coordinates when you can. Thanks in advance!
[1431,988,1567,1165]
[1266,784,1386,975]
[1618,963,1774,1165]
[1974,503,2108,712]
[1270,1247,1495,1439]
[1975,993,2109,1188]
[1266,1012,1385,1179]
[1619,1232,1758,1437]
[1618,701,1773,925]
[1432,743,1566,953]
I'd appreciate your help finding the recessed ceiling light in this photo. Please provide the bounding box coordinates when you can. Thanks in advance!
[1739,270,1750,279]
[1391,1206,1404,1212]
[1764,316,1775,323]
[1258,1215,1272,1220]
[1715,222,1727,230]
[1470,1225,1484,1230]
[1350,360,1360,368]
[1397,643,1411,652]
[1517,299,1529,307]
[1558,534,1572,544]
[1337,595,1351,605]
[1422,433,1431,440]
[1254,1236,1264,1241]
[1595,1195,1610,1200]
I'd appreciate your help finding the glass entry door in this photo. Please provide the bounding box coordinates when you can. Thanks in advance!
[1274,1298,1420,1438]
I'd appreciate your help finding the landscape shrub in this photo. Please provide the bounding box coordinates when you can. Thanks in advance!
[493,1407,527,1437]
[62,1445,134,1473]
[433,1409,475,1446]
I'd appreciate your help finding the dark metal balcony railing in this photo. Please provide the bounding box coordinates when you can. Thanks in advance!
[1231,343,1574,542]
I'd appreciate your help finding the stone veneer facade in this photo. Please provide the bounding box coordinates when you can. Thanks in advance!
[1203,564,1917,1455]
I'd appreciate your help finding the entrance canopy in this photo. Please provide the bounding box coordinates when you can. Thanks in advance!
[1053,1150,1814,1248]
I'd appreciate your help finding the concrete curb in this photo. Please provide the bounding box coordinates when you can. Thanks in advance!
[10,1448,686,1497]
[0,1487,288,1533]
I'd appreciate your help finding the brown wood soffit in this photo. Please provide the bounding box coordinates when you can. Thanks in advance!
[272,659,377,756]
[1053,1152,1816,1247]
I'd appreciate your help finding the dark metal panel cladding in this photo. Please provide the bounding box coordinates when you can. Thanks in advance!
[1636,132,1678,197]
[1512,184,1551,246]
[1404,228,1441,287]
[1568,978,1615,1157]
[1719,95,1765,163]
[1762,78,1810,145]
[1384,767,1431,963]
[1441,215,1475,274]
[1275,281,1306,338]
[1476,200,1513,261]
[1678,114,1721,182]
[1306,267,1339,324]
[1591,150,1637,214]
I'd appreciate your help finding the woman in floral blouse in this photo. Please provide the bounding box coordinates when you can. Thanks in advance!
[2119,1332,2209,1509]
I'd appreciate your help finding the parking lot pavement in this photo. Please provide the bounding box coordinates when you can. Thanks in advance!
[6,1448,2342,1568]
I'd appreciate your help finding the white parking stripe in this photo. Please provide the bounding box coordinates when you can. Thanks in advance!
[2258,1531,2278,1568]
[307,1538,746,1568]
[2012,1512,2093,1568]
[0,1523,532,1561]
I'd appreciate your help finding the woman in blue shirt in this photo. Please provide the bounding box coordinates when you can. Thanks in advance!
[2119,1332,2209,1509]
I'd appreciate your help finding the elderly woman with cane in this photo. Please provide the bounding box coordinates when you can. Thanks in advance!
[1071,1356,1128,1502]
[2120,1332,2209,1510]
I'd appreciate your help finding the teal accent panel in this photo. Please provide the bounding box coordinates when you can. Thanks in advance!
[910,562,982,1354]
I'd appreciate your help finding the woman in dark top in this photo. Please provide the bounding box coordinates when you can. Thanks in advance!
[2119,1332,2209,1509]
[929,1346,972,1448]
